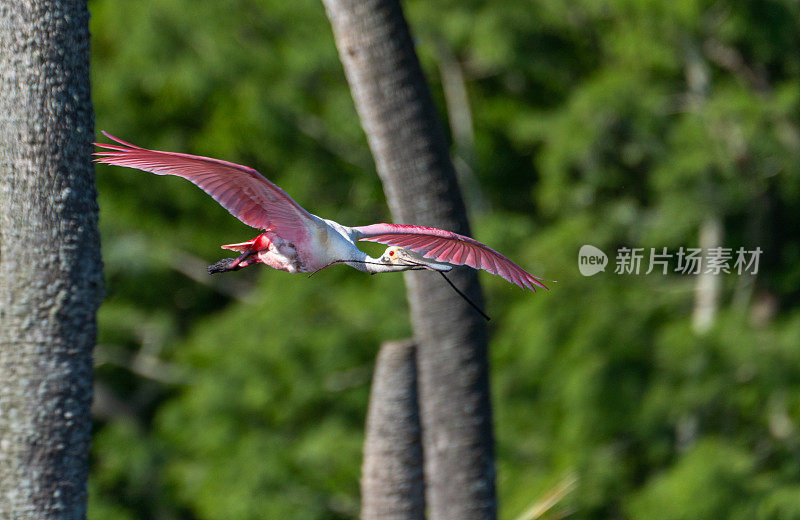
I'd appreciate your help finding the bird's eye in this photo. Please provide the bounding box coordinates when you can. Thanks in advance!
[389,250,395,256]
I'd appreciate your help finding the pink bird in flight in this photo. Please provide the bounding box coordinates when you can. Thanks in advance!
[94,132,548,298]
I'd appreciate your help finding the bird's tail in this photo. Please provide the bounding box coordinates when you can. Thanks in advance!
[221,233,271,252]
[221,239,257,252]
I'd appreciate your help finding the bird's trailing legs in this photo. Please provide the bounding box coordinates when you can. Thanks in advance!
[207,233,271,274]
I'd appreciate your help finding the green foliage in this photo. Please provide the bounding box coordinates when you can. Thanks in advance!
[625,440,757,520]
[155,272,408,520]
[89,0,800,518]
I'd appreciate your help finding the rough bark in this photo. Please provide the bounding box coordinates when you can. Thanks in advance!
[361,340,425,520]
[322,2,496,519]
[0,2,102,519]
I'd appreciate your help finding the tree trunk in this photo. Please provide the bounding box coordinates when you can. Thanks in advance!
[322,2,496,519]
[361,340,425,520]
[0,2,102,519]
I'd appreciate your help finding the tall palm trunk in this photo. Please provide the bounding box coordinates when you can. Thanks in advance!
[361,340,425,520]
[322,2,496,519]
[0,2,102,518]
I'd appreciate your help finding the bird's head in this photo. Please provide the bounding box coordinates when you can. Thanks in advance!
[379,246,453,272]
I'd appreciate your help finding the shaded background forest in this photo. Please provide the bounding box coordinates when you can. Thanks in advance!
[89,0,800,518]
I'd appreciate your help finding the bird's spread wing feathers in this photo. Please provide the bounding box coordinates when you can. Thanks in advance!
[353,223,548,291]
[94,132,318,244]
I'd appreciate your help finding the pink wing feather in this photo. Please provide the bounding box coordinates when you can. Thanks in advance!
[354,223,548,291]
[93,132,318,243]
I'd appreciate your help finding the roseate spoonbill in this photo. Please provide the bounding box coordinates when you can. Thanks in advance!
[94,133,549,295]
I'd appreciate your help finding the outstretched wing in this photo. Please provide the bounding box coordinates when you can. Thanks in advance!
[353,223,548,291]
[94,132,319,243]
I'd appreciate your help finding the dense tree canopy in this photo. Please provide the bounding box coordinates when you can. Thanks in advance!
[89,0,800,518]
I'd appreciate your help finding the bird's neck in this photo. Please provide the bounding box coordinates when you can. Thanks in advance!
[349,254,407,274]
